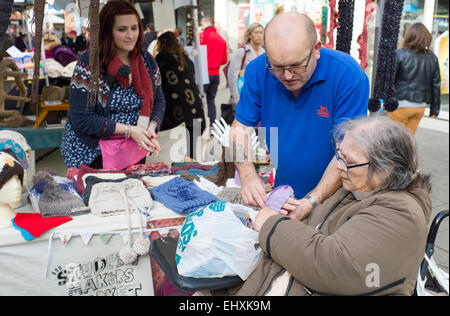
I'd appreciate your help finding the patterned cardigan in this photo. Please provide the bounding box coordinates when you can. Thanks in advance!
[67,50,165,149]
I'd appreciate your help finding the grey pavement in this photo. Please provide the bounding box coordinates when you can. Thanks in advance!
[36,86,449,273]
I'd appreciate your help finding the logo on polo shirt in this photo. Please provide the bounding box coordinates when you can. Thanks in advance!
[317,106,329,118]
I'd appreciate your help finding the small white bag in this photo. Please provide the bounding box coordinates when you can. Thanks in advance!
[175,201,262,280]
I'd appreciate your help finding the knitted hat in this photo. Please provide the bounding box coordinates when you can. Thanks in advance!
[0,149,24,190]
[150,177,218,215]
[0,138,28,169]
[38,182,87,218]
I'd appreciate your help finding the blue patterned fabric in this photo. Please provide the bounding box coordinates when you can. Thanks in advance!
[150,177,218,214]
[61,85,143,168]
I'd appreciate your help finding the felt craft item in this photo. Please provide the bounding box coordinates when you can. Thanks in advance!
[0,149,24,190]
[38,182,86,218]
[150,177,218,215]
[89,178,152,217]
[106,47,154,129]
[265,185,295,212]
[12,213,72,241]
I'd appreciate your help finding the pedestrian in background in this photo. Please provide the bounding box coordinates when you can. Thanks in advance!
[143,23,156,52]
[227,23,265,109]
[155,31,206,162]
[199,15,228,125]
[388,22,441,134]
[74,26,88,55]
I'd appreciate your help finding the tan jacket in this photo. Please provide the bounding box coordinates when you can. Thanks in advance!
[215,186,431,296]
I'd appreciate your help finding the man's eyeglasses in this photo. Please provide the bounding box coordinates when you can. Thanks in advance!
[334,147,370,173]
[266,48,314,76]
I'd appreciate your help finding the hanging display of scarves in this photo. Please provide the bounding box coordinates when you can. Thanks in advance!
[336,0,355,54]
[368,0,405,113]
[325,0,339,49]
[357,0,376,70]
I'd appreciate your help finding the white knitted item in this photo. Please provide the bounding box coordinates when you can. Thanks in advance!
[133,237,150,256]
[89,178,152,217]
[141,175,177,188]
[119,245,137,264]
[194,176,223,195]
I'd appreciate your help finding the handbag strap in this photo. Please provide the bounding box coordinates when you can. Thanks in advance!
[240,48,249,71]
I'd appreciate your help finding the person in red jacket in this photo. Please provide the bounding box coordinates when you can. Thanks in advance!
[199,16,228,125]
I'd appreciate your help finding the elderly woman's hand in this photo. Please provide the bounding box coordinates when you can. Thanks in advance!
[280,198,313,221]
[254,207,279,232]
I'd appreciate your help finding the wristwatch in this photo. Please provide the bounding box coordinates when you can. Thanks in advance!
[305,195,318,208]
[125,124,131,139]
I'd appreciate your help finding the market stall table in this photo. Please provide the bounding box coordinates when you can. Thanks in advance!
[0,200,185,296]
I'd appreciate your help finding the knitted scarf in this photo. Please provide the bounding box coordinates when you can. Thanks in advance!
[368,0,405,113]
[336,0,355,54]
[357,0,376,70]
[325,0,339,49]
[107,47,154,128]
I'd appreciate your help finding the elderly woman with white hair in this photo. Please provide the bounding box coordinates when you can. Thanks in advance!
[213,116,431,296]
[227,23,265,109]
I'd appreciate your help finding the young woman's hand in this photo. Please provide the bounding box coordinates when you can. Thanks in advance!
[146,122,161,157]
[130,125,154,154]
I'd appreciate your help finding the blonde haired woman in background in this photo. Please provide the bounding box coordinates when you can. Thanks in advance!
[227,23,265,109]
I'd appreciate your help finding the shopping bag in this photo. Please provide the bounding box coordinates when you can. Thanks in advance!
[175,201,262,280]
[99,135,148,170]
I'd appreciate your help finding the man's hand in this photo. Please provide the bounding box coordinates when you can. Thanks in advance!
[240,172,267,208]
[254,207,279,232]
[279,198,313,220]
[230,119,266,207]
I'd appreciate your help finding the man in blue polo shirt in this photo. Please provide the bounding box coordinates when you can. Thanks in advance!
[230,12,369,219]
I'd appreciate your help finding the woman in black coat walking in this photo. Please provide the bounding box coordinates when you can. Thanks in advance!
[156,31,206,161]
[388,23,441,134]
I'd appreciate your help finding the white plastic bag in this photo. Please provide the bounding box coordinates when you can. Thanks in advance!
[176,201,262,280]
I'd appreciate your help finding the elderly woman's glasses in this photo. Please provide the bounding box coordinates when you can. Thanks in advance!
[266,48,314,76]
[334,147,370,173]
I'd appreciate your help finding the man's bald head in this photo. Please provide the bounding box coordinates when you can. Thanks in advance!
[264,12,317,52]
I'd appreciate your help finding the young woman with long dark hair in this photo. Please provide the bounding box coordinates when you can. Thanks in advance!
[61,0,165,169]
